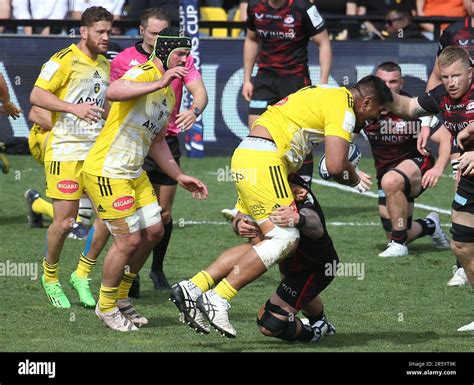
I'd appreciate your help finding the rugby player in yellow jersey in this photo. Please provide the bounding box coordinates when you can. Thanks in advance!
[82,28,208,332]
[29,6,113,309]
[170,76,393,337]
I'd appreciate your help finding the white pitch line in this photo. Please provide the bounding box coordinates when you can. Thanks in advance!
[312,179,451,215]
[181,220,451,227]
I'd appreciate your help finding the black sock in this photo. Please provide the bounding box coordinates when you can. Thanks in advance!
[303,310,325,326]
[151,218,173,272]
[456,259,462,269]
[414,218,436,238]
[391,229,408,245]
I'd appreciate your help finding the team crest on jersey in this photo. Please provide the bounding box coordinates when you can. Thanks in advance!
[94,83,101,93]
[467,101,474,111]
[57,180,79,194]
[113,196,135,211]
[284,15,294,25]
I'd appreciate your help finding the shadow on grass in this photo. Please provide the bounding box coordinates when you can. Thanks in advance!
[0,215,29,225]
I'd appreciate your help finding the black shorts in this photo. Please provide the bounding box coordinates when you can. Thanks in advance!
[452,177,474,213]
[377,153,434,204]
[143,136,181,186]
[277,248,338,311]
[249,72,311,115]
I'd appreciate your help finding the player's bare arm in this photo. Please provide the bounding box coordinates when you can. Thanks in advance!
[386,92,431,119]
[242,29,259,101]
[107,66,188,102]
[456,122,474,151]
[28,106,52,131]
[148,132,208,199]
[311,30,332,84]
[0,74,22,119]
[270,206,324,240]
[421,124,451,188]
[325,135,371,191]
[175,78,208,131]
[30,86,104,125]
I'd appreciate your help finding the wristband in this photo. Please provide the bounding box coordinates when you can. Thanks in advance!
[420,115,433,127]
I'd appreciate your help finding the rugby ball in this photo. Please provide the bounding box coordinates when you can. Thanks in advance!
[318,142,362,180]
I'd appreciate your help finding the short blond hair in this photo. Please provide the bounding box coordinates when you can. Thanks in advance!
[438,46,471,68]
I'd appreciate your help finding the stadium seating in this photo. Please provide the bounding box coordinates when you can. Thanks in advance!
[200,7,229,38]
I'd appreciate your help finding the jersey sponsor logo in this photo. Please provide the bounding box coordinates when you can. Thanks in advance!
[113,196,135,211]
[459,40,469,46]
[250,203,267,216]
[129,59,140,67]
[97,205,107,213]
[281,282,298,297]
[77,96,104,107]
[256,28,295,39]
[284,15,294,25]
[255,13,265,20]
[93,70,102,79]
[57,180,79,194]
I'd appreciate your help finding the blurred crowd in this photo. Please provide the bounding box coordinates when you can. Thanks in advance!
[0,0,470,40]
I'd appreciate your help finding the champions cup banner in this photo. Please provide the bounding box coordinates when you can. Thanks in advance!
[180,0,204,158]
[0,38,436,155]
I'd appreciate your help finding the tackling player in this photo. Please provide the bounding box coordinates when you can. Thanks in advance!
[170,76,392,337]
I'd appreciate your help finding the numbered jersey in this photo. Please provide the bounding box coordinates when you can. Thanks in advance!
[253,85,355,173]
[34,43,110,162]
[83,61,175,179]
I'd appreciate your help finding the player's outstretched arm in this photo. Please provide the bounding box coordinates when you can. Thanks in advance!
[386,92,431,120]
[0,74,22,119]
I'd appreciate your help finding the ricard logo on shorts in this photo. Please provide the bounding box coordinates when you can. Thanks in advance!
[113,196,135,211]
[56,180,79,194]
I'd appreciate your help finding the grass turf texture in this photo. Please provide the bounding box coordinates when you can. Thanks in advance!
[0,154,471,352]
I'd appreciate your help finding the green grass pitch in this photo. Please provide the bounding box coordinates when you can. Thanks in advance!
[0,154,471,352]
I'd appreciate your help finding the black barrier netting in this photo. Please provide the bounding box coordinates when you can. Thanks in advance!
[0,36,437,156]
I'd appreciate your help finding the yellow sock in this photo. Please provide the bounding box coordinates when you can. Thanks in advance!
[43,259,59,283]
[75,253,96,279]
[99,285,118,313]
[214,278,238,301]
[117,272,137,300]
[190,270,215,292]
[32,197,54,220]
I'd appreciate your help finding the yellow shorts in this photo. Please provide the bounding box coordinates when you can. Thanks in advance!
[45,160,84,200]
[231,137,294,222]
[28,124,50,165]
[82,171,157,220]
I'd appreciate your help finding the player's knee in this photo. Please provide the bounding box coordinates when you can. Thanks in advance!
[253,225,299,268]
[53,217,76,234]
[381,173,404,194]
[147,223,164,243]
[256,300,293,340]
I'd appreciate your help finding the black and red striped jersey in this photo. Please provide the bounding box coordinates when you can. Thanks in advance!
[418,82,474,151]
[359,91,421,178]
[437,18,474,60]
[247,0,326,77]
